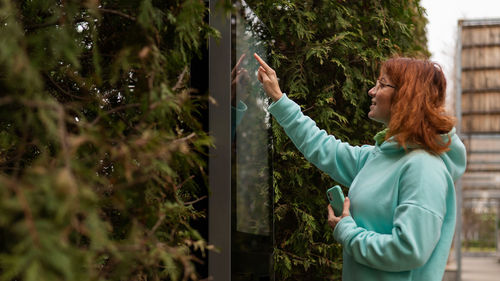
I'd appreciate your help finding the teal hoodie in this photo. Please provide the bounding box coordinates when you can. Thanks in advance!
[268,94,466,281]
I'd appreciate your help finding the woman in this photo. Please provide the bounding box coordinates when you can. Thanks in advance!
[254,54,466,281]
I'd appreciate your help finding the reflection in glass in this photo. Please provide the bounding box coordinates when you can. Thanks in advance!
[231,1,273,280]
[233,1,271,236]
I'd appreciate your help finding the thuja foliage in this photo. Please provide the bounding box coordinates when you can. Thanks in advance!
[0,0,216,280]
[247,0,429,279]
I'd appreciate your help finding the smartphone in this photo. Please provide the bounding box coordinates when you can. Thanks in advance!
[327,185,345,217]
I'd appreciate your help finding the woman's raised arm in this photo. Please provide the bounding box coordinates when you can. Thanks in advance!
[254,54,371,186]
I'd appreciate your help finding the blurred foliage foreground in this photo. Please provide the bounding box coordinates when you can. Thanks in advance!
[0,0,429,280]
[0,0,215,280]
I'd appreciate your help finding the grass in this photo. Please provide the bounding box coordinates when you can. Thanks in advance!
[462,247,496,253]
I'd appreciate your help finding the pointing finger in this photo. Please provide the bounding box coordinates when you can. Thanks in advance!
[233,54,246,74]
[236,53,246,68]
[232,54,246,78]
[253,53,273,72]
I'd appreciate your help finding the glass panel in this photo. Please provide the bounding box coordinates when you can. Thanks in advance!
[233,3,271,237]
[231,0,273,280]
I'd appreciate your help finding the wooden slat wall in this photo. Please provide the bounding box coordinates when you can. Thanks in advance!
[468,153,500,163]
[462,115,500,133]
[461,24,500,134]
[460,22,500,187]
[461,135,500,182]
[463,137,500,151]
[462,47,500,69]
[462,92,500,112]
[461,25,500,46]
[462,70,500,91]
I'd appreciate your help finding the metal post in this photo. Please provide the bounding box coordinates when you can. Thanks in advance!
[495,203,499,255]
[455,19,464,281]
[495,201,500,259]
[208,0,232,280]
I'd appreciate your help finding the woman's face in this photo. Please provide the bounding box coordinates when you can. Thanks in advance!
[367,72,396,126]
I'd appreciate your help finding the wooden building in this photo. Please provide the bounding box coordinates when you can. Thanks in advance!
[458,19,500,208]
[456,19,500,270]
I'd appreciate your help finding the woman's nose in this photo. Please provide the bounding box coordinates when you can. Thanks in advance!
[368,86,376,97]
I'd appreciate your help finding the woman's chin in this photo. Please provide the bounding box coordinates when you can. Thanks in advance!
[368,113,386,125]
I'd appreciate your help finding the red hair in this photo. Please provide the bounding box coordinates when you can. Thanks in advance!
[382,57,455,154]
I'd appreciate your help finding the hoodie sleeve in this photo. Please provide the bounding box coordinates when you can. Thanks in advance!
[334,153,450,272]
[268,94,372,187]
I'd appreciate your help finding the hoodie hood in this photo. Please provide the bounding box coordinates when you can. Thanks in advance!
[438,128,467,181]
[377,127,467,181]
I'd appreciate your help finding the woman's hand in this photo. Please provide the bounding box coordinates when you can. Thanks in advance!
[253,53,283,102]
[327,197,351,230]
[231,54,250,106]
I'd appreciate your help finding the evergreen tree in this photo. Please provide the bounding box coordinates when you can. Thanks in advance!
[0,0,215,280]
[247,0,429,279]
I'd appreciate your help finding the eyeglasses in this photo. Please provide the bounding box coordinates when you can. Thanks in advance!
[375,80,396,90]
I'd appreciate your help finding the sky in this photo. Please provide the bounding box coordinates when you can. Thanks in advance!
[420,0,500,107]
